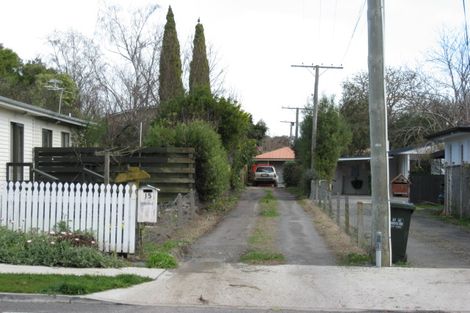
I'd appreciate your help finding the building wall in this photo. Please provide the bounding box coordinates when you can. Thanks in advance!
[0,107,75,181]
[333,160,371,195]
[333,158,400,195]
[445,136,470,166]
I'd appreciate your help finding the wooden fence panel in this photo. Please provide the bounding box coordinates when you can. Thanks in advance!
[0,181,137,254]
[34,147,195,202]
[409,174,444,204]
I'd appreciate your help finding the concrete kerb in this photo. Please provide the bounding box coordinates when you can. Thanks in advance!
[0,292,107,305]
[0,264,166,279]
[86,263,470,312]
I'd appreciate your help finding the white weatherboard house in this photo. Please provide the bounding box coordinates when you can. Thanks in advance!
[0,95,89,182]
[428,126,470,217]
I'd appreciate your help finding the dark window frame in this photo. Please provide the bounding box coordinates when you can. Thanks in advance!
[42,128,53,147]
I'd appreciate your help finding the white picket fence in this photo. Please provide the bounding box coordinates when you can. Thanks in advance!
[0,181,137,254]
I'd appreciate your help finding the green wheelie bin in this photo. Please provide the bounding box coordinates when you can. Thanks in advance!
[390,202,415,263]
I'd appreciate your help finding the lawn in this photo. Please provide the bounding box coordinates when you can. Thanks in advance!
[0,273,151,295]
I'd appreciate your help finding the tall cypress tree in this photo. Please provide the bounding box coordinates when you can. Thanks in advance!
[189,19,211,93]
[159,6,184,103]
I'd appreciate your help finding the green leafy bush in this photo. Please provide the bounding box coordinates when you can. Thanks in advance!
[283,161,303,187]
[153,88,259,190]
[0,227,124,268]
[146,120,230,202]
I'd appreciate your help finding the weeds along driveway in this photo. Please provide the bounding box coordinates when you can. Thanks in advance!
[183,187,335,266]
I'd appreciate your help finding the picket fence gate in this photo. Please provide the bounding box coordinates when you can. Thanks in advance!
[0,181,137,254]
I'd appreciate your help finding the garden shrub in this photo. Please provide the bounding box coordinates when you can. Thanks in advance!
[283,161,303,187]
[146,120,230,202]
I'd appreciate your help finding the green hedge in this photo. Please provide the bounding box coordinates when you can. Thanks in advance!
[283,161,303,187]
[146,120,230,202]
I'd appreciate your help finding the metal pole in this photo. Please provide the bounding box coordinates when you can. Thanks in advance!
[368,0,391,266]
[375,231,382,267]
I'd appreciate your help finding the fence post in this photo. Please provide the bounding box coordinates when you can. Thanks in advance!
[336,193,341,226]
[176,194,183,226]
[357,201,364,248]
[345,195,350,234]
[328,190,333,216]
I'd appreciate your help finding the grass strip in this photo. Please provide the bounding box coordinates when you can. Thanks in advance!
[241,190,285,264]
[259,190,279,217]
[0,273,151,295]
[240,251,285,264]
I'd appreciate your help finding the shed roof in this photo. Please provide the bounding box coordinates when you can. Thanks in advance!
[255,146,295,161]
[0,95,90,127]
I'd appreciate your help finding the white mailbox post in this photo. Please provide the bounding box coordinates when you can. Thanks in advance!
[137,185,159,223]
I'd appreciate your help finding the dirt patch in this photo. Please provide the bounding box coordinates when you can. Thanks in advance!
[299,199,367,264]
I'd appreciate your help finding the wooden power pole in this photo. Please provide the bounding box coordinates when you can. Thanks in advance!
[368,0,391,266]
[291,64,343,174]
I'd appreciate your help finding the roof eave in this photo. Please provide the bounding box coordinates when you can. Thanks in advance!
[0,95,90,128]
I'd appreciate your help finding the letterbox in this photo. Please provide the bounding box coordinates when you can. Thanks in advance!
[137,185,159,223]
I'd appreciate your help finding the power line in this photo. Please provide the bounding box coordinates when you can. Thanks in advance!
[341,0,367,64]
[463,0,469,48]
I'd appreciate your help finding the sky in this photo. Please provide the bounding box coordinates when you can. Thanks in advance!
[0,0,465,136]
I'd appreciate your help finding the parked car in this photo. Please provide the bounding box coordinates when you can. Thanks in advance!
[253,165,278,187]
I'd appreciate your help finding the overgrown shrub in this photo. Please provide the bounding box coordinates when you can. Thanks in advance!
[0,227,124,268]
[283,161,303,187]
[146,120,230,202]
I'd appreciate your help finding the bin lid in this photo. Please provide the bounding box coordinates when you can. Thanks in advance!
[390,202,415,211]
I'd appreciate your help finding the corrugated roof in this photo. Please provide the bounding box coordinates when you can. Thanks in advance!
[255,146,295,161]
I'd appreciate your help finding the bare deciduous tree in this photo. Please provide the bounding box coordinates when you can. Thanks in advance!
[47,30,106,118]
[429,29,470,123]
[97,3,162,113]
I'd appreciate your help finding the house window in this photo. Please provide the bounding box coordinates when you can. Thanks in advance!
[42,129,53,147]
[61,132,70,147]
[11,122,24,181]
